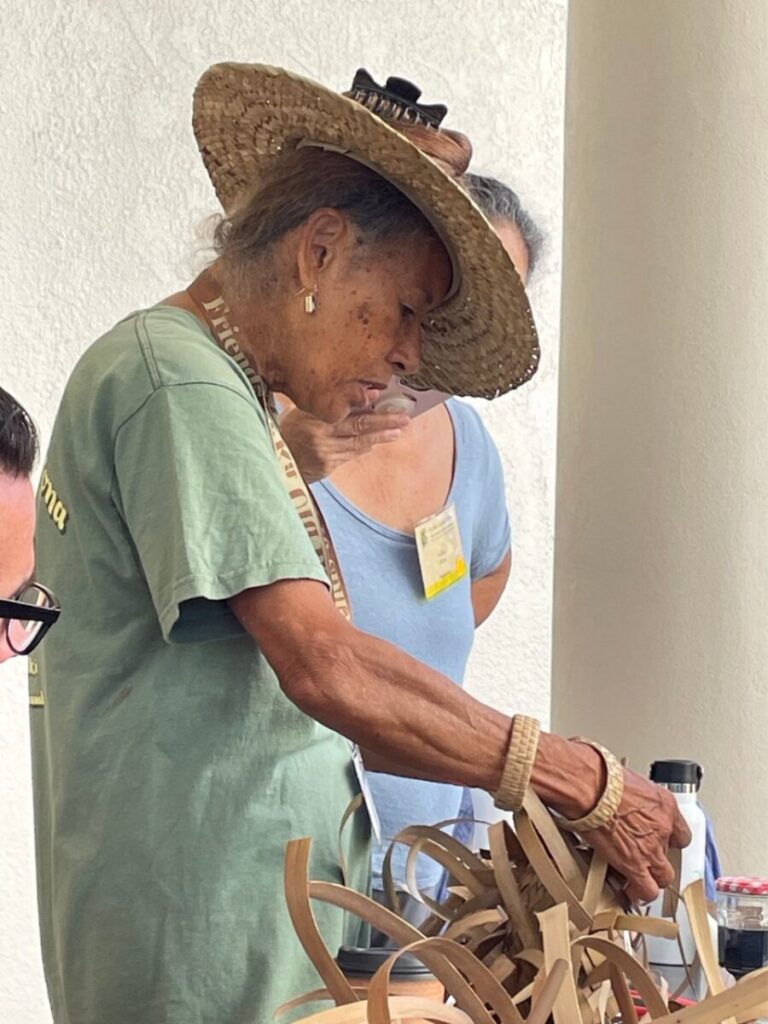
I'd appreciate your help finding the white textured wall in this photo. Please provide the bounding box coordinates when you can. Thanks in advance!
[553,0,768,876]
[0,2,566,1020]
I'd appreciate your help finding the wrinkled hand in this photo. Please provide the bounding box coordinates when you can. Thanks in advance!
[582,766,691,905]
[279,405,410,483]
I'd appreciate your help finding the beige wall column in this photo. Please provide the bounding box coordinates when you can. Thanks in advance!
[552,0,768,874]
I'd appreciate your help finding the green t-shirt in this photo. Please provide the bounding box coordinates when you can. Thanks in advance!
[30,306,369,1024]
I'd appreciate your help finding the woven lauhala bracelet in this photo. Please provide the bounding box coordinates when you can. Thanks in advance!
[554,738,624,833]
[494,714,541,812]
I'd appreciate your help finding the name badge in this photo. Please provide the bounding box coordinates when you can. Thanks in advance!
[414,503,468,600]
[352,746,382,844]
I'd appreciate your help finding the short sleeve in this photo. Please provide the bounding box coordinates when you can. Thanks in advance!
[113,381,328,644]
[467,415,512,580]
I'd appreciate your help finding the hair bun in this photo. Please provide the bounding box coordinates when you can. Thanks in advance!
[395,122,472,179]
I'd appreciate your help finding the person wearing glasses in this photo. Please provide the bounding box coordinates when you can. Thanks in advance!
[0,387,60,664]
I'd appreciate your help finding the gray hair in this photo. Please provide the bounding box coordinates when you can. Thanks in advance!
[465,172,544,274]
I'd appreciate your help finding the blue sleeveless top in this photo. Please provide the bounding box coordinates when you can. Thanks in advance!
[311,398,511,890]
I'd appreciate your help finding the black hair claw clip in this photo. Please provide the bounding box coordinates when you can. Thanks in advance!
[349,68,448,128]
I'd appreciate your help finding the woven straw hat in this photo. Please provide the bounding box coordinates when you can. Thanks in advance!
[192,63,539,398]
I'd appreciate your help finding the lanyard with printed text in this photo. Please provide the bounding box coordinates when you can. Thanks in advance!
[186,271,352,621]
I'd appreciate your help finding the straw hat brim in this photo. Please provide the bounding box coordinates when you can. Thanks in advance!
[192,63,539,398]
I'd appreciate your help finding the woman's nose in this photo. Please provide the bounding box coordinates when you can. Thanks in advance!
[389,326,421,376]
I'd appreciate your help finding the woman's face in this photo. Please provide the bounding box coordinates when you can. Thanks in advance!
[276,214,452,423]
[495,219,530,285]
[0,474,36,664]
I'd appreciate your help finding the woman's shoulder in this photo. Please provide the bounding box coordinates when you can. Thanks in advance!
[87,305,254,396]
[128,305,253,391]
[447,397,495,451]
[65,305,261,437]
[447,397,505,491]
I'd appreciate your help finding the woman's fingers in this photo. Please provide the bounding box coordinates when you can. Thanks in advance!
[279,407,409,481]
[588,828,663,905]
[625,854,674,904]
[336,411,410,439]
[649,848,676,891]
[347,427,404,453]
[624,867,661,906]
[578,764,691,905]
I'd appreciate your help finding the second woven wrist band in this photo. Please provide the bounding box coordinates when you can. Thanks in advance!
[554,738,624,833]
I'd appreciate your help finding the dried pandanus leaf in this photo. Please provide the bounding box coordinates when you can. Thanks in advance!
[280,789,768,1024]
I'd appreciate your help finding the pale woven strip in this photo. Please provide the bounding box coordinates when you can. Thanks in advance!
[494,715,541,812]
[555,739,624,833]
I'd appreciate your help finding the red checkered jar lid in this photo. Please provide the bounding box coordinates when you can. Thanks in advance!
[716,876,768,895]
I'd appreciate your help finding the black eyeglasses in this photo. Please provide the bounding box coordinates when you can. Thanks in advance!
[0,582,61,656]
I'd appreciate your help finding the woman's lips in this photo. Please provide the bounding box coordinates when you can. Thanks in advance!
[358,381,386,406]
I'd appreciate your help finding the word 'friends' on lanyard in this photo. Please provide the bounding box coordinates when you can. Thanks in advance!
[185,274,352,621]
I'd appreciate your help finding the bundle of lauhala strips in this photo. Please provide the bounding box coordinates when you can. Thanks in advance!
[280,790,768,1024]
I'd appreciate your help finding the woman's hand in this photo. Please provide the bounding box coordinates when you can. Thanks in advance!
[279,405,410,483]
[582,765,691,904]
[532,735,691,905]
[229,569,689,906]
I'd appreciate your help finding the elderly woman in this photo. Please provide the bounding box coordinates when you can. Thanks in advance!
[30,65,688,1024]
[280,170,542,924]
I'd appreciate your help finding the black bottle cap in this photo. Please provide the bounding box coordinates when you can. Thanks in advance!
[336,945,435,979]
[649,759,703,788]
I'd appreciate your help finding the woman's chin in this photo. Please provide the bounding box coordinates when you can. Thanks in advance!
[290,386,368,424]
[302,396,350,424]
[325,388,368,423]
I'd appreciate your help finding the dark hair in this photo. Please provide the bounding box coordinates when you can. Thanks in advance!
[214,148,438,266]
[213,115,474,277]
[0,387,38,477]
[465,172,545,274]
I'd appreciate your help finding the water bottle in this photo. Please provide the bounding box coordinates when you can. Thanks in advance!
[645,759,717,1000]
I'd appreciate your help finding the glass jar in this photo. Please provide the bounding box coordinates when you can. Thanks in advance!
[716,876,768,977]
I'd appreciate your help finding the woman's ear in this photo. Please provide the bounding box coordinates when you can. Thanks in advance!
[295,208,352,288]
